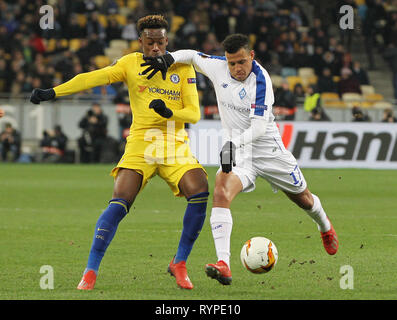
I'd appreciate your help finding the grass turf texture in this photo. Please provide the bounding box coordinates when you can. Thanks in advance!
[0,163,396,300]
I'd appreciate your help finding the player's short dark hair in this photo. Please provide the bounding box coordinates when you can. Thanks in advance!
[137,15,169,35]
[222,34,250,54]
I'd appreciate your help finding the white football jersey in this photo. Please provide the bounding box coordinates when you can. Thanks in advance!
[171,50,287,158]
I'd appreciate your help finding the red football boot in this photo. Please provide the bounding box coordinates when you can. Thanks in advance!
[77,270,97,290]
[205,260,232,285]
[167,257,193,290]
[321,220,339,255]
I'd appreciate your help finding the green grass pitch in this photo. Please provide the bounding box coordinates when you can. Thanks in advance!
[0,163,396,300]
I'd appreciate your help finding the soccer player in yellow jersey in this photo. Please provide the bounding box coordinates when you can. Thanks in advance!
[30,15,208,290]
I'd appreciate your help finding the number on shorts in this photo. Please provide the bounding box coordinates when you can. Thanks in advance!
[289,165,303,186]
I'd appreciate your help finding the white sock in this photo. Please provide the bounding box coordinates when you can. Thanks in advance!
[210,207,233,267]
[305,194,331,232]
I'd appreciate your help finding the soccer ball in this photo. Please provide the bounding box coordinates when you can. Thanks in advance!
[240,237,278,274]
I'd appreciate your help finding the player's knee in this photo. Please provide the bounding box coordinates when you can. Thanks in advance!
[213,186,232,207]
[180,172,208,199]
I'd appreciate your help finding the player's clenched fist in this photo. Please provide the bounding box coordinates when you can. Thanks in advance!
[149,99,173,118]
[141,54,175,80]
[30,88,55,104]
[220,141,236,173]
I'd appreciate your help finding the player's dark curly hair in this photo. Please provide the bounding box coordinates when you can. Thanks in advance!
[222,34,250,54]
[137,15,169,35]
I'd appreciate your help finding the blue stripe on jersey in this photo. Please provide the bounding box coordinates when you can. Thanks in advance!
[251,61,267,107]
[197,52,226,60]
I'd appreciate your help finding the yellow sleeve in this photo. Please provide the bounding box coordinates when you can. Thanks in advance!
[169,65,201,124]
[53,55,130,97]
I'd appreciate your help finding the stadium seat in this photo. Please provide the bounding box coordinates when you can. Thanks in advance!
[45,38,57,52]
[76,14,87,27]
[249,34,256,48]
[110,39,129,50]
[322,100,347,108]
[342,92,363,103]
[321,92,340,101]
[364,93,384,102]
[301,75,317,89]
[69,39,81,52]
[98,14,108,28]
[60,39,69,48]
[360,101,374,108]
[94,55,111,68]
[112,14,127,26]
[373,101,393,109]
[127,0,139,9]
[170,15,185,33]
[270,75,283,88]
[130,40,140,52]
[105,47,123,61]
[298,67,315,78]
[360,85,375,95]
[119,7,133,17]
[281,67,297,78]
[286,76,302,91]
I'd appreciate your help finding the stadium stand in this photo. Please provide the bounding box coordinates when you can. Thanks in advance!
[0,0,397,162]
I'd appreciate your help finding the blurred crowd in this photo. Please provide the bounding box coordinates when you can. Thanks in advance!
[1,0,397,163]
[0,0,396,97]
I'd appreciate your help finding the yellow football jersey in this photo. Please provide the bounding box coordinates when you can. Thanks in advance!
[53,52,200,141]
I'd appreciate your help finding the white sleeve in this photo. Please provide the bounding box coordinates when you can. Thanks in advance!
[170,50,224,81]
[231,118,267,148]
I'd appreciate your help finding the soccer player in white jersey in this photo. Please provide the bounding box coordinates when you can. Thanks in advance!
[141,34,338,285]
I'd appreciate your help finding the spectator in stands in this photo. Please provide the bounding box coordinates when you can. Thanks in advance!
[383,42,397,100]
[352,106,371,122]
[39,125,68,163]
[86,11,105,40]
[293,45,311,69]
[106,16,122,42]
[293,83,305,99]
[254,41,272,67]
[65,14,87,39]
[338,68,362,97]
[317,67,337,93]
[381,108,397,123]
[0,122,21,162]
[323,51,338,76]
[303,84,321,113]
[78,103,108,163]
[352,61,370,85]
[0,108,4,118]
[121,15,139,41]
[311,46,326,76]
[274,80,297,120]
[361,0,377,69]
[309,106,331,121]
[0,58,7,92]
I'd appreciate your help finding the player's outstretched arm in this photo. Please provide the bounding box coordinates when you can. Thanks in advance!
[142,50,218,81]
[30,59,127,104]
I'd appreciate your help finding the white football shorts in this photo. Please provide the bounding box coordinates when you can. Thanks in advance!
[217,148,307,194]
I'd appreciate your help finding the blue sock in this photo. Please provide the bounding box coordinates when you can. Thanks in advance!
[174,192,209,263]
[84,198,130,274]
